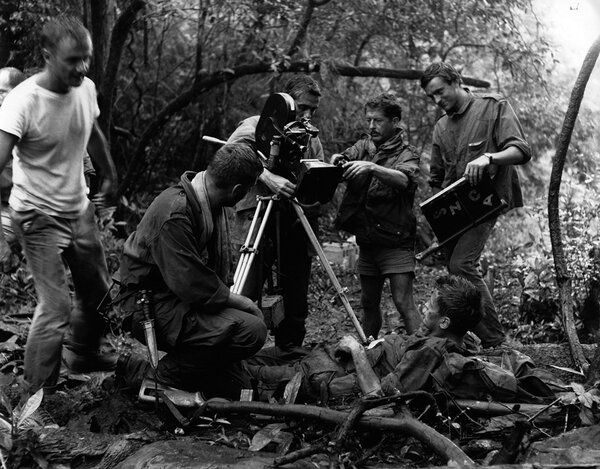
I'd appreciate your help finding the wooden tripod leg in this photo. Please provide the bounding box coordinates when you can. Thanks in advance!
[291,201,368,344]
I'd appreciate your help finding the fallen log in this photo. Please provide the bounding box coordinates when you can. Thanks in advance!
[204,399,474,465]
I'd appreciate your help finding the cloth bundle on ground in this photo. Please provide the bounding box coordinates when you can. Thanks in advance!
[246,334,563,403]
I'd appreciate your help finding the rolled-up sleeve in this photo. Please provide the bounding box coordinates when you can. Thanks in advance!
[394,148,420,187]
[495,100,531,164]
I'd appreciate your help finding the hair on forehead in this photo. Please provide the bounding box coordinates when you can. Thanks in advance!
[365,92,403,120]
[283,75,322,100]
[420,62,462,88]
[41,15,91,52]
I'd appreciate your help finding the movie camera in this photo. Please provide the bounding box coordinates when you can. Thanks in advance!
[229,92,367,343]
[255,92,342,205]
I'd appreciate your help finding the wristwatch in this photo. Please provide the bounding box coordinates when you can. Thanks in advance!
[484,153,494,165]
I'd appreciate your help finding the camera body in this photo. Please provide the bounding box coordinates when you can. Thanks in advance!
[255,93,342,204]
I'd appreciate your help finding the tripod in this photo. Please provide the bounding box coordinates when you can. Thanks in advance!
[231,194,368,344]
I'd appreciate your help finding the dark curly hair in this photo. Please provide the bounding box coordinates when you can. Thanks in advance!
[435,275,483,335]
[364,92,403,120]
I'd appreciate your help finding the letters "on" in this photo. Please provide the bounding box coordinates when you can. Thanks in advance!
[431,189,493,219]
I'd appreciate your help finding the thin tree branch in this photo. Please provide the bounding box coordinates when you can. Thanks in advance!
[548,33,600,376]
[286,0,332,57]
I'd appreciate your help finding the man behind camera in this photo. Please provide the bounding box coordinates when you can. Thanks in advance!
[226,75,324,349]
[332,93,421,339]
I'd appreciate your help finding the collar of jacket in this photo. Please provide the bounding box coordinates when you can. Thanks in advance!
[179,171,203,236]
[372,129,406,162]
[447,88,475,118]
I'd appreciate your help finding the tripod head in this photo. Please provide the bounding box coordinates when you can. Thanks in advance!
[255,92,342,204]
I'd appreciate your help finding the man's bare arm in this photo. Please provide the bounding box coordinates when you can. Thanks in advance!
[336,335,383,397]
[464,146,527,185]
[341,160,409,190]
[0,130,18,270]
[87,121,118,201]
[259,168,296,199]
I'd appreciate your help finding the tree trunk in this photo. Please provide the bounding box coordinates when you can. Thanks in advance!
[286,0,333,57]
[548,33,600,376]
[97,0,147,137]
[87,0,116,89]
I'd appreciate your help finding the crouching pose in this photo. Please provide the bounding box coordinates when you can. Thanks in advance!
[118,144,267,399]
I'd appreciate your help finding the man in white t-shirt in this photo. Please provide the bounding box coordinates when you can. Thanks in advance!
[0,16,118,394]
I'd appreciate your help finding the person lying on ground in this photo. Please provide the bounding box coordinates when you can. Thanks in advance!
[246,275,560,404]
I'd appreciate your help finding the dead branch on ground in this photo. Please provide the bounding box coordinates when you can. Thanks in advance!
[204,398,474,465]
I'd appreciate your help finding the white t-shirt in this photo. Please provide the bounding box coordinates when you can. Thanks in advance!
[0,75,99,217]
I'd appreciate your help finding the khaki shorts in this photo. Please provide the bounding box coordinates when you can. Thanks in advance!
[357,245,415,276]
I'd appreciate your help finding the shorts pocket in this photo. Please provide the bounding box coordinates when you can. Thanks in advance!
[365,219,403,248]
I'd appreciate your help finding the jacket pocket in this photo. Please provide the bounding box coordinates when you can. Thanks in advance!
[467,139,487,156]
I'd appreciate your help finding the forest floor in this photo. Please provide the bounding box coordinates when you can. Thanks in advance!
[0,237,599,468]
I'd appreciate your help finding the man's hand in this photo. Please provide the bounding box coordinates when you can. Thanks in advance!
[331,153,348,167]
[260,169,296,199]
[464,154,490,185]
[335,335,362,355]
[228,292,265,321]
[341,160,375,181]
[91,177,117,210]
[337,334,383,397]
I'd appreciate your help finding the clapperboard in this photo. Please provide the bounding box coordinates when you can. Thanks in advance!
[416,175,507,261]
